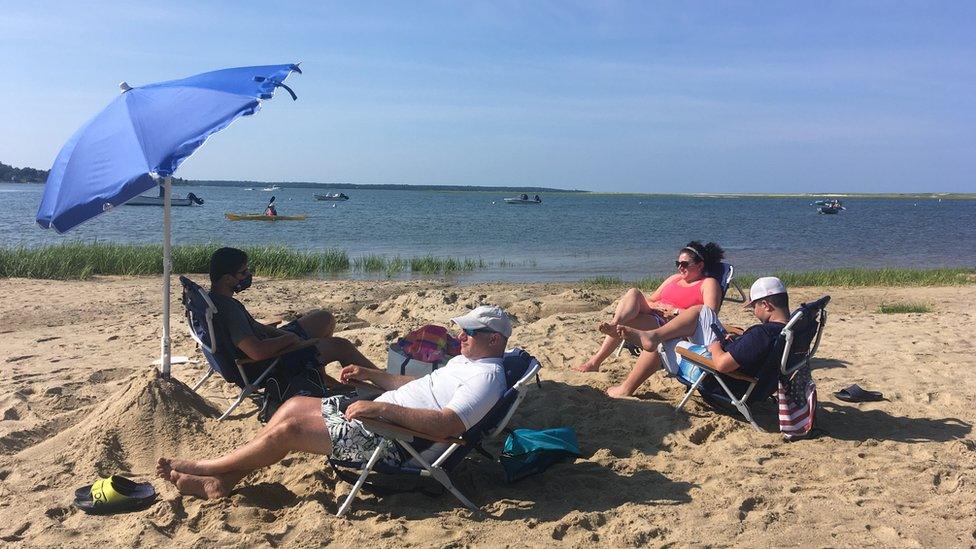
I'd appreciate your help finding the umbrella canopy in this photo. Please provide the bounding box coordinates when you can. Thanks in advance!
[36,64,301,377]
[37,63,300,232]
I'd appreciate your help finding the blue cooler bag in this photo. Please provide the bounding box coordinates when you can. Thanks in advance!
[500,427,581,483]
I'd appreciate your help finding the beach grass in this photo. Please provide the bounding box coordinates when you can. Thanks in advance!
[877,302,932,314]
[0,242,494,279]
[0,242,350,279]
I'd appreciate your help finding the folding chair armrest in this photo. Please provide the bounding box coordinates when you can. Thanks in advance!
[359,418,465,446]
[675,346,758,383]
[238,338,320,366]
[346,379,385,399]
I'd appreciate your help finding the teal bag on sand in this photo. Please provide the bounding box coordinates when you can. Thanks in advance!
[500,427,581,483]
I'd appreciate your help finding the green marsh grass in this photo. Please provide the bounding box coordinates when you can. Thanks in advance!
[580,276,625,289]
[877,302,932,314]
[0,242,349,279]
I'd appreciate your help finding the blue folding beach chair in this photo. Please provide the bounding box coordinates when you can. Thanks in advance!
[180,276,320,421]
[331,348,542,517]
[673,295,830,430]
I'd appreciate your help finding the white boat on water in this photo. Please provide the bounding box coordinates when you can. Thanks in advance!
[314,192,349,201]
[125,192,204,206]
[504,194,543,204]
[261,185,281,191]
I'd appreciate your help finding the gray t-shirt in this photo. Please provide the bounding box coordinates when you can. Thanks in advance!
[209,293,281,358]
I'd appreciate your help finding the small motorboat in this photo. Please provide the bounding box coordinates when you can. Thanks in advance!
[314,192,350,201]
[504,193,543,205]
[818,205,845,214]
[261,185,281,192]
[225,213,307,221]
[125,192,204,206]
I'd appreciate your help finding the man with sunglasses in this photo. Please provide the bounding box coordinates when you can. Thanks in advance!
[157,304,514,499]
[604,277,790,392]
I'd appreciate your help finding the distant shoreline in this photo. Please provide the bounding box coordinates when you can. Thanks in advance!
[3,181,973,199]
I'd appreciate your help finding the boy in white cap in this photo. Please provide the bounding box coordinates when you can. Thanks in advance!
[602,277,790,397]
[157,305,514,500]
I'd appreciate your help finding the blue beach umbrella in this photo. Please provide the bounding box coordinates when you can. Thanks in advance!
[36,64,302,376]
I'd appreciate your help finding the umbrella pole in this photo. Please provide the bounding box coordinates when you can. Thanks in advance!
[160,176,173,377]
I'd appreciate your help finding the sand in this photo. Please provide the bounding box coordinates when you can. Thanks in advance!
[1,276,974,547]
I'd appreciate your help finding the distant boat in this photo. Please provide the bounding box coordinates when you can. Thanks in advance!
[125,192,204,207]
[244,187,254,191]
[818,205,845,214]
[225,212,307,221]
[504,194,543,205]
[261,185,281,192]
[314,192,350,201]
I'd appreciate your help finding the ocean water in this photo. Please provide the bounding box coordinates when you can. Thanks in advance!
[3,183,975,282]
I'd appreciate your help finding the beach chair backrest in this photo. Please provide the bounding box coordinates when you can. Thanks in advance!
[780,295,830,375]
[715,262,746,303]
[438,349,541,471]
[179,276,246,386]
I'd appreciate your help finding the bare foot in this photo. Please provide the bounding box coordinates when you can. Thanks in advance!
[618,325,660,352]
[597,322,622,338]
[168,458,209,476]
[169,470,235,499]
[574,359,601,373]
[156,457,173,481]
[606,385,633,398]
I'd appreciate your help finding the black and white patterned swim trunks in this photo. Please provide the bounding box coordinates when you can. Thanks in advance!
[321,395,405,466]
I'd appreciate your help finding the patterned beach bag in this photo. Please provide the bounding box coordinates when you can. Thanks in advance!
[386,324,461,377]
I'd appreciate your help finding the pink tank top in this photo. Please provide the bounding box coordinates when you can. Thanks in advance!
[657,277,704,309]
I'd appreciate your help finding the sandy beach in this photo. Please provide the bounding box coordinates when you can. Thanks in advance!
[1,276,974,547]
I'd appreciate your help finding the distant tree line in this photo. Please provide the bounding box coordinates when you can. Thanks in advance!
[0,161,49,183]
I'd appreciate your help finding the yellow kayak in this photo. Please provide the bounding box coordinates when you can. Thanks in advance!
[225,213,308,221]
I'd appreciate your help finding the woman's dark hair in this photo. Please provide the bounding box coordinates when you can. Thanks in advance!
[681,241,725,279]
[210,247,248,284]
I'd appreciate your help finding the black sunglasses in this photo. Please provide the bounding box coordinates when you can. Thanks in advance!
[675,260,697,269]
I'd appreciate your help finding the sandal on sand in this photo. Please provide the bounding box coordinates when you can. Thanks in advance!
[835,384,884,403]
[73,475,156,515]
[622,342,642,357]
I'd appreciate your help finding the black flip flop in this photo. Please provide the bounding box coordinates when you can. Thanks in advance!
[835,384,884,403]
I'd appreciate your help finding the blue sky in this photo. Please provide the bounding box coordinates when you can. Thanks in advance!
[2,1,974,193]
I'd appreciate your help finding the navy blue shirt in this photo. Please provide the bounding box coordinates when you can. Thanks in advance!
[726,322,786,377]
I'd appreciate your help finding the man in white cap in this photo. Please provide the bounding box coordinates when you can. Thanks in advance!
[601,277,790,396]
[157,305,514,500]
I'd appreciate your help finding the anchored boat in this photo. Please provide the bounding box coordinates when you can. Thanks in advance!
[314,192,349,201]
[504,193,543,204]
[125,192,204,206]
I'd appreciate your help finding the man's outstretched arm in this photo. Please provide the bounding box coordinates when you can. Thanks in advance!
[339,365,416,391]
[345,400,466,440]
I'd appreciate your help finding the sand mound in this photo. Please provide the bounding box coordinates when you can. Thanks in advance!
[15,372,219,480]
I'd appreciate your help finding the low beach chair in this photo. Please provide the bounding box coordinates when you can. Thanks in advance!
[672,295,830,430]
[331,348,541,517]
[179,276,319,421]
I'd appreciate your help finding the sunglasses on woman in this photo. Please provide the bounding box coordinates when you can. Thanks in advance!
[675,260,696,269]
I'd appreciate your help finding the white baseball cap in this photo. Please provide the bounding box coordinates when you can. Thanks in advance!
[747,277,787,306]
[451,305,513,338]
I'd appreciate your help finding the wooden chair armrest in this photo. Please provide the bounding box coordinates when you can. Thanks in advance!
[359,417,465,446]
[238,338,319,366]
[675,346,758,383]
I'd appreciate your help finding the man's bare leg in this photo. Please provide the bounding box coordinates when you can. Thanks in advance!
[156,397,331,497]
[607,350,663,398]
[316,337,379,370]
[298,310,336,339]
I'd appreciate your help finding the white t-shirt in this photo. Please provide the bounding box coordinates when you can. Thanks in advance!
[375,354,506,431]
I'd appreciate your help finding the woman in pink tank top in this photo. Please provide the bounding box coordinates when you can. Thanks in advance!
[575,241,725,397]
